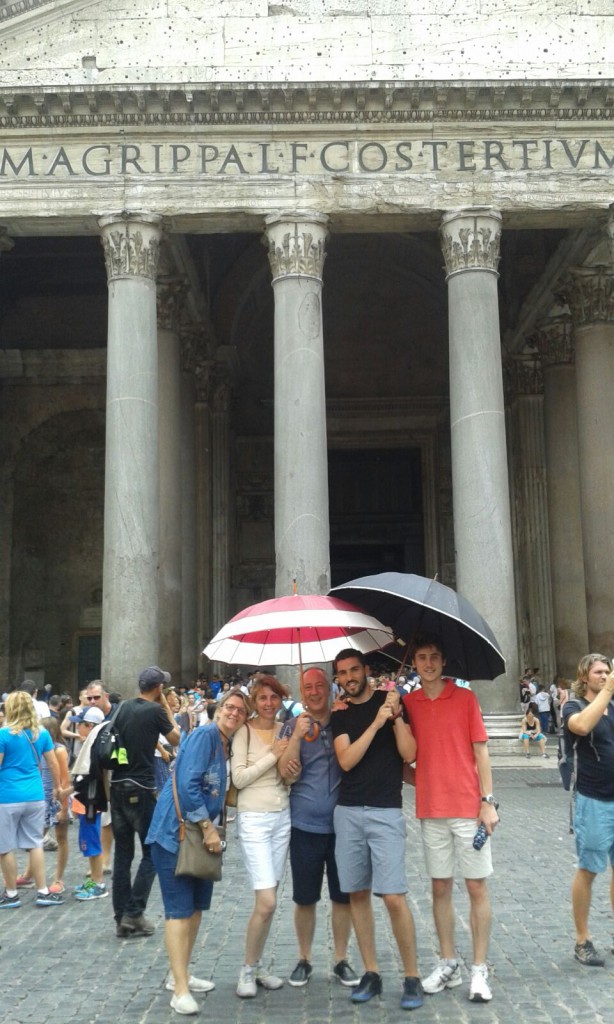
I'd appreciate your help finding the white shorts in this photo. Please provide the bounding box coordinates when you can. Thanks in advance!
[237,808,291,890]
[420,817,493,880]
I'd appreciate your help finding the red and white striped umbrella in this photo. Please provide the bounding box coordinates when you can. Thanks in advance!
[203,593,394,667]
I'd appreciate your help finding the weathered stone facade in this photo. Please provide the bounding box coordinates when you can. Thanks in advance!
[1,1,614,705]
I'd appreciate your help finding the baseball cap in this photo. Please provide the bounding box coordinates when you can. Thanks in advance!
[70,706,105,725]
[138,666,171,689]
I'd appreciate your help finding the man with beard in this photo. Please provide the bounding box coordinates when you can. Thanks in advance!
[330,649,423,1011]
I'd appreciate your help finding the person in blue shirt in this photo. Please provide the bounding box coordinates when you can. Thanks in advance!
[0,690,64,907]
[146,687,251,1016]
[278,668,360,990]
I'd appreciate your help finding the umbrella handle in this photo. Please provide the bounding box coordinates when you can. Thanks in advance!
[304,717,320,743]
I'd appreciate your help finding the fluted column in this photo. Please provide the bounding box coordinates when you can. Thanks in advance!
[99,212,162,691]
[566,266,614,653]
[179,327,200,682]
[0,228,14,685]
[507,357,555,684]
[441,208,518,710]
[264,212,331,600]
[210,363,234,633]
[534,315,588,676]
[194,355,214,663]
[157,266,185,681]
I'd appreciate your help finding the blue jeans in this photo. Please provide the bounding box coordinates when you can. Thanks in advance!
[110,782,157,922]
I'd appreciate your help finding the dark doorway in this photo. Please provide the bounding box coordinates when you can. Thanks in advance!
[328,448,424,587]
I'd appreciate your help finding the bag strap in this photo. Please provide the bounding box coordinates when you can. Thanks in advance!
[171,770,186,841]
[24,729,42,772]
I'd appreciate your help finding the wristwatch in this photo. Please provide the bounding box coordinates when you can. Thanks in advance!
[200,819,212,830]
[481,794,496,804]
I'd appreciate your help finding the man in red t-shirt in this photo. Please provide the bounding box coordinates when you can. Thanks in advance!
[402,633,499,1004]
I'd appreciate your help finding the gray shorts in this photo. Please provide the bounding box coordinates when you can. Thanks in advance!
[333,805,408,895]
[0,801,45,854]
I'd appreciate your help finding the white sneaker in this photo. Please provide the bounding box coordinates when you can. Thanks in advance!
[255,963,284,990]
[236,965,257,998]
[170,992,199,1015]
[469,964,492,1002]
[422,959,462,994]
[165,972,215,993]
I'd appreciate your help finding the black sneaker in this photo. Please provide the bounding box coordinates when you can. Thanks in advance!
[574,940,605,967]
[121,913,154,936]
[333,959,359,987]
[35,891,64,907]
[0,891,21,909]
[351,971,382,1003]
[288,960,312,987]
[400,977,425,1011]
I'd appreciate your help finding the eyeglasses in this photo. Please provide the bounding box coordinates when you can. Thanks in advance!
[224,704,247,716]
[87,695,102,701]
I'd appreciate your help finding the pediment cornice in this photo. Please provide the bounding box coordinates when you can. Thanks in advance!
[1,80,613,127]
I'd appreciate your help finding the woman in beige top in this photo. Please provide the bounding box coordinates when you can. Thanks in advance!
[231,674,299,999]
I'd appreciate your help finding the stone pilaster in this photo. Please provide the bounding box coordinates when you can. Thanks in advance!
[0,230,14,685]
[608,205,614,266]
[534,315,588,677]
[441,208,518,710]
[194,352,215,664]
[157,267,186,683]
[179,326,200,683]
[99,212,162,692]
[565,266,614,653]
[210,354,237,633]
[506,355,556,687]
[264,212,331,601]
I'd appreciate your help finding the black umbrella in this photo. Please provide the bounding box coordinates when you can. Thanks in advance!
[329,572,505,681]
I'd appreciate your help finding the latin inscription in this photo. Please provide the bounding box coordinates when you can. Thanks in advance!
[1,137,613,178]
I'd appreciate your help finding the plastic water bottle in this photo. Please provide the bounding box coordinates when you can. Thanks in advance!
[473,823,488,851]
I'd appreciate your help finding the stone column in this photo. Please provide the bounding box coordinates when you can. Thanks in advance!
[0,228,14,685]
[566,266,614,653]
[99,213,162,692]
[157,267,185,682]
[179,328,199,683]
[210,358,235,633]
[264,213,331,600]
[194,356,214,664]
[507,357,556,685]
[534,315,588,677]
[440,208,519,710]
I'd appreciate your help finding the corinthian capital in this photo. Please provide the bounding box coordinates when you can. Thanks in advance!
[565,266,614,328]
[440,208,502,279]
[98,213,162,283]
[505,354,544,397]
[264,212,329,282]
[533,314,574,368]
[157,278,187,331]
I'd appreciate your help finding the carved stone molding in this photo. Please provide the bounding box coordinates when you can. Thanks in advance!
[193,357,214,403]
[98,213,162,283]
[565,265,614,327]
[157,278,187,331]
[264,212,329,282]
[533,314,574,367]
[180,323,211,375]
[505,355,544,396]
[440,208,502,278]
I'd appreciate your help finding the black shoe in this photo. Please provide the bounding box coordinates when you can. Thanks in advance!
[400,977,424,1011]
[351,971,382,1003]
[288,960,312,987]
[121,913,154,936]
[116,923,134,938]
[574,940,605,966]
[333,959,360,987]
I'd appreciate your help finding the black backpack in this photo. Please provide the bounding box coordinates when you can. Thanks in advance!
[558,698,586,791]
[90,702,128,774]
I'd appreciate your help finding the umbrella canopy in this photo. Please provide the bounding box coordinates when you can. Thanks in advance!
[203,593,395,667]
[329,572,505,681]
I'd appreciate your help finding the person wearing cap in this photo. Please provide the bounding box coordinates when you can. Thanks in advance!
[109,666,180,938]
[278,667,360,990]
[71,705,109,901]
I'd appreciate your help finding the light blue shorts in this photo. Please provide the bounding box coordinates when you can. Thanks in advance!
[333,805,407,895]
[574,793,614,874]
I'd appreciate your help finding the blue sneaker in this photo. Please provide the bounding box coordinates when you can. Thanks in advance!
[0,891,21,909]
[400,977,424,1011]
[75,882,109,901]
[351,972,382,1003]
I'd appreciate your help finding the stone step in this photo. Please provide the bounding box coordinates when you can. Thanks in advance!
[483,712,559,758]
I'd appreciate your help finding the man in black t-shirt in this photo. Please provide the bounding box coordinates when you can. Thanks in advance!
[563,653,614,968]
[331,649,423,1011]
[110,666,180,938]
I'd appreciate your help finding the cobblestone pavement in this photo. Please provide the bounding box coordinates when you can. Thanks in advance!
[3,766,613,1024]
